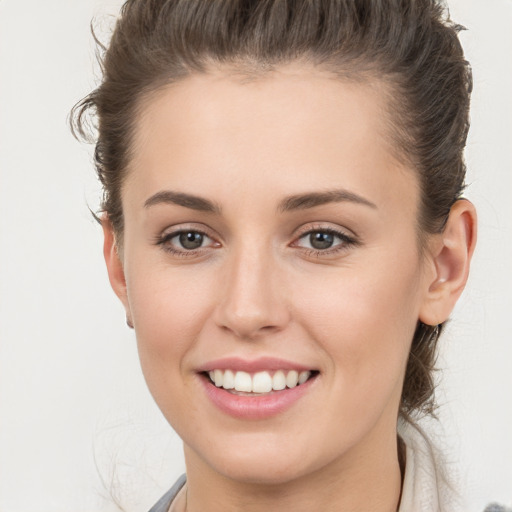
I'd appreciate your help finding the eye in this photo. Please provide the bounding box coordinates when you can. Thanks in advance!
[304,231,337,250]
[176,231,207,250]
[294,228,357,254]
[156,228,218,255]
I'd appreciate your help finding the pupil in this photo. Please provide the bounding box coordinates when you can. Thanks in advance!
[179,232,203,249]
[310,231,334,250]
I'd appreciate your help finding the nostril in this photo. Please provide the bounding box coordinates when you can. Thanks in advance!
[216,314,285,341]
[213,264,291,338]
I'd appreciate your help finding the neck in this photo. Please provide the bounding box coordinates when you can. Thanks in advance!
[182,423,403,512]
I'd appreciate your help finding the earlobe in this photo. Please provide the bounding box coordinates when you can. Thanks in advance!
[102,216,133,326]
[419,199,477,326]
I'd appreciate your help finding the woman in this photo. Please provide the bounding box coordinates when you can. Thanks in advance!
[71,1,504,511]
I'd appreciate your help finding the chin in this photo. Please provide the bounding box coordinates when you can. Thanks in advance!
[187,432,340,487]
[215,457,311,486]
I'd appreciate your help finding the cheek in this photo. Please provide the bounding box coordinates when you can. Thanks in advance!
[125,263,216,381]
[292,253,422,397]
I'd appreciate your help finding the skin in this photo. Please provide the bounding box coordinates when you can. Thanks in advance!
[103,63,477,512]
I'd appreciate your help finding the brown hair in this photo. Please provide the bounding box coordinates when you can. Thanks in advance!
[71,0,472,420]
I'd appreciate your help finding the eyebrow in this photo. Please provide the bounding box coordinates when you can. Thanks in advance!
[144,190,221,213]
[143,188,377,214]
[278,189,377,212]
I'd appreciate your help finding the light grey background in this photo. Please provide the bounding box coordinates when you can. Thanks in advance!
[0,1,510,510]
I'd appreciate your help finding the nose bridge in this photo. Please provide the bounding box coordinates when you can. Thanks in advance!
[215,238,288,339]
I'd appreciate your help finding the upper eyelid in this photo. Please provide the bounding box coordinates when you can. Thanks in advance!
[159,223,216,238]
[293,223,357,240]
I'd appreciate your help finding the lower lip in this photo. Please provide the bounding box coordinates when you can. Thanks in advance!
[199,374,317,420]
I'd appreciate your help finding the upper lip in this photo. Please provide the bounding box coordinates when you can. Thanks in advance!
[196,357,315,373]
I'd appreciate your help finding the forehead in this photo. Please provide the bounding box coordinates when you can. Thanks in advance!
[126,63,418,219]
[133,63,392,160]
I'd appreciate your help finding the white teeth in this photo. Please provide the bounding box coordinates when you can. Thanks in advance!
[214,369,223,387]
[298,371,310,385]
[252,372,273,393]
[286,370,299,388]
[234,371,253,392]
[207,369,314,392]
[222,369,235,390]
[272,370,286,391]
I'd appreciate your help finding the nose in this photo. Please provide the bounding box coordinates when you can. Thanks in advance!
[214,244,291,340]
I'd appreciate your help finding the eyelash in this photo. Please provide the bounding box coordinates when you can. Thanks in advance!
[292,227,358,257]
[155,226,358,258]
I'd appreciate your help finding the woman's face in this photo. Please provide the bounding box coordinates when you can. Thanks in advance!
[112,64,436,484]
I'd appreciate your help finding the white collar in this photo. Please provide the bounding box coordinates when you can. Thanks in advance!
[398,421,462,512]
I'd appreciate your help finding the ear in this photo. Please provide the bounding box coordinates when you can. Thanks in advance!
[419,199,477,326]
[102,216,133,328]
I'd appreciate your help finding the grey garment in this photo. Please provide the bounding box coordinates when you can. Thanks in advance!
[484,505,512,512]
[147,474,509,512]
[148,474,186,512]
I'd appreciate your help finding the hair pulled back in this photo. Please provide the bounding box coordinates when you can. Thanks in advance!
[71,0,472,420]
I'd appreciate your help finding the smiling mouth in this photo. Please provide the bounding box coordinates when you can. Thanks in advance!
[204,369,318,395]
